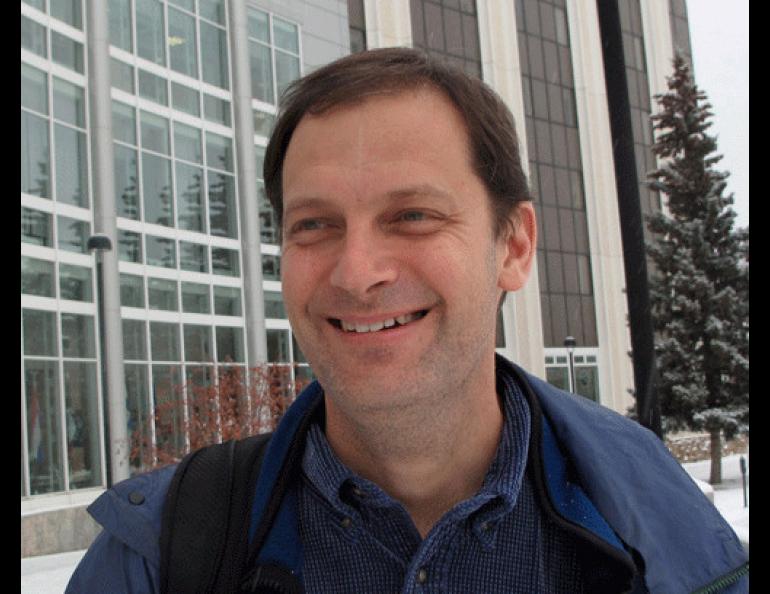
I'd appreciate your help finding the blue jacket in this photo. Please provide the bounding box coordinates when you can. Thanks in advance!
[67,357,748,593]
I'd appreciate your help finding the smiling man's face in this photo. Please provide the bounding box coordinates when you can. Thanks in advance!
[280,87,534,422]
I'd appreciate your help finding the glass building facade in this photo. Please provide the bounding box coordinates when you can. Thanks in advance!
[21,0,691,508]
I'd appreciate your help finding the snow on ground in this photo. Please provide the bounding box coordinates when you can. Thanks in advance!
[22,455,749,593]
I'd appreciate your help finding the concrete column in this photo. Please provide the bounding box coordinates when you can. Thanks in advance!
[363,0,412,48]
[228,0,268,366]
[477,0,546,378]
[85,0,129,484]
[565,0,635,413]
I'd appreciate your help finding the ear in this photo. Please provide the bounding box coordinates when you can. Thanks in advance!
[497,202,537,293]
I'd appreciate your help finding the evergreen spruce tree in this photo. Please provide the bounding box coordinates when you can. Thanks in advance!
[646,55,749,484]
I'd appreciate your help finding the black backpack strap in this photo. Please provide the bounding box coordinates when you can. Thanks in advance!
[159,433,272,594]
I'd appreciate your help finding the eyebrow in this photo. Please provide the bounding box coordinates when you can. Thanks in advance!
[283,184,456,219]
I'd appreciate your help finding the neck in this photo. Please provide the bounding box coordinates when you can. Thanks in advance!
[324,364,504,538]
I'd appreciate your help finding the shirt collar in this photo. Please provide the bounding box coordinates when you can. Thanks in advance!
[300,360,531,518]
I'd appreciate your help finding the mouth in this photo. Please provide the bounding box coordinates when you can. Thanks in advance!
[328,310,429,334]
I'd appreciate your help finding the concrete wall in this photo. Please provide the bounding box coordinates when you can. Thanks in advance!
[21,506,101,558]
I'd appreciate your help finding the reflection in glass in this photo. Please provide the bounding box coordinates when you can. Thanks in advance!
[273,17,298,53]
[120,273,145,308]
[140,111,170,154]
[138,69,168,106]
[176,162,205,232]
[152,364,184,457]
[61,313,96,358]
[182,282,210,314]
[145,235,176,268]
[59,263,93,302]
[247,7,269,43]
[22,64,48,115]
[125,363,150,474]
[266,329,290,363]
[264,291,286,319]
[22,257,55,298]
[200,21,229,89]
[51,31,85,73]
[275,51,300,102]
[169,7,198,78]
[211,247,240,277]
[53,78,86,128]
[184,324,213,362]
[214,286,241,316]
[118,229,142,263]
[64,361,101,488]
[148,278,178,311]
[25,360,63,494]
[180,241,208,273]
[136,0,166,66]
[249,41,273,104]
[123,319,147,360]
[115,145,140,219]
[21,15,47,59]
[174,122,202,164]
[216,326,244,362]
[171,82,200,116]
[142,153,174,226]
[203,94,231,127]
[57,215,90,254]
[150,321,180,361]
[21,111,51,199]
[111,58,135,94]
[208,172,237,238]
[109,0,133,52]
[54,124,89,207]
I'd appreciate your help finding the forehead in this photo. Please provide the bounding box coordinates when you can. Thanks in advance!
[282,88,478,197]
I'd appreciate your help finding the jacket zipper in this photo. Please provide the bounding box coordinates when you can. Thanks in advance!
[691,561,749,594]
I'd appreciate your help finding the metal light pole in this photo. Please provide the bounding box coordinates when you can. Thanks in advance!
[564,336,577,394]
[87,234,114,483]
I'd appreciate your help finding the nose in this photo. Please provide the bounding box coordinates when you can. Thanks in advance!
[329,228,399,299]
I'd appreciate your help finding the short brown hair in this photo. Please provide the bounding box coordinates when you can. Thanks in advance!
[263,47,531,239]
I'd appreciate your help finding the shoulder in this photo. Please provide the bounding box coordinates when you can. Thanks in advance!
[66,464,177,593]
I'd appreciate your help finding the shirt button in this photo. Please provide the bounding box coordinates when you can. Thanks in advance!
[352,487,364,498]
[340,517,352,529]
[416,568,428,584]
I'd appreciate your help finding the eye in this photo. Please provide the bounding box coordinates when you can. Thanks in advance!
[291,219,327,232]
[397,211,428,222]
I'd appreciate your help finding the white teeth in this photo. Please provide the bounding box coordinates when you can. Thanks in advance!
[338,313,422,333]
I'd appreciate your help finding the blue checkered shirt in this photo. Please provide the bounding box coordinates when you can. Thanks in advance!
[298,371,587,593]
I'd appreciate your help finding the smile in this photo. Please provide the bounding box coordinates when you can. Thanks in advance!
[329,310,428,334]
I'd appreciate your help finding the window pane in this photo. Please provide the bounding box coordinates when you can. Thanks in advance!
[152,364,184,456]
[125,363,150,473]
[199,0,225,24]
[273,17,298,53]
[114,144,140,219]
[111,58,135,94]
[25,360,64,494]
[145,234,176,268]
[181,282,210,314]
[267,329,290,363]
[23,309,58,356]
[21,207,53,247]
[50,0,83,29]
[180,241,208,273]
[59,263,93,301]
[173,121,202,164]
[249,41,273,104]
[247,8,269,43]
[206,132,233,172]
[148,278,178,311]
[138,69,168,106]
[216,326,244,362]
[171,82,200,116]
[61,313,96,358]
[200,22,229,89]
[112,102,136,145]
[169,0,194,10]
[21,111,51,199]
[261,254,280,280]
[176,162,205,232]
[21,15,47,59]
[213,285,241,316]
[254,145,266,180]
[123,319,147,360]
[203,94,231,127]
[57,215,90,254]
[150,321,180,361]
[140,111,170,154]
[21,256,55,298]
[51,31,85,74]
[109,0,133,52]
[54,124,89,207]
[22,63,48,115]
[264,291,286,318]
[63,361,101,488]
[258,184,279,244]
[142,152,174,226]
[211,247,239,277]
[253,111,275,137]
[136,0,166,65]
[120,273,145,307]
[275,51,300,102]
[169,7,198,78]
[208,172,237,238]
[184,324,213,362]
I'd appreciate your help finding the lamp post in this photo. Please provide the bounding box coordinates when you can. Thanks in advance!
[87,234,113,482]
[564,336,577,394]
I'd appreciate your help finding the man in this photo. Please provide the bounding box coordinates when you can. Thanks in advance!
[68,48,748,593]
